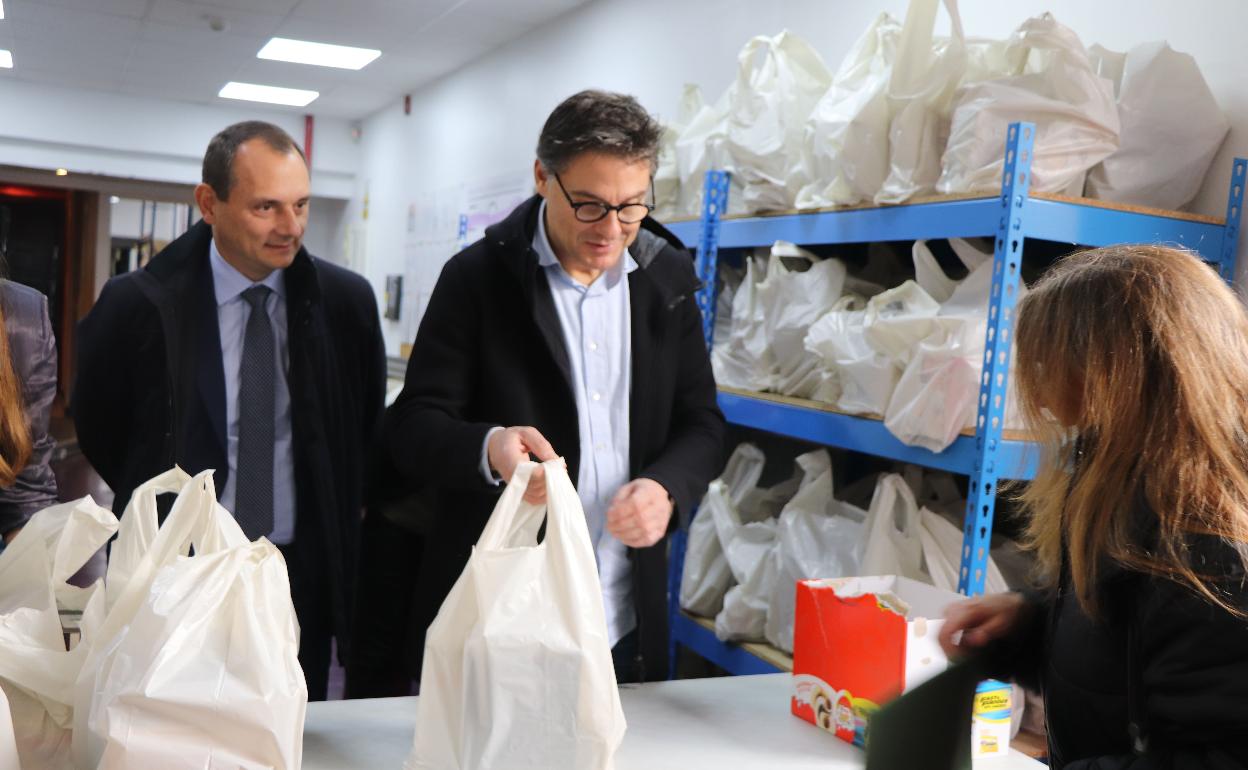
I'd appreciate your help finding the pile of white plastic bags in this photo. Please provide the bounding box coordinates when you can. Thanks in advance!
[651,0,1226,220]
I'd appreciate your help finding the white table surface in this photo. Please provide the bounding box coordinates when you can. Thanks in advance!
[303,673,1043,769]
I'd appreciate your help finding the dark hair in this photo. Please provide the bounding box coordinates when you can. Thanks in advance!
[536,90,662,175]
[202,121,306,201]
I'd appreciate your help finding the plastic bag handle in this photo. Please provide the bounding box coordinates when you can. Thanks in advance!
[476,461,546,551]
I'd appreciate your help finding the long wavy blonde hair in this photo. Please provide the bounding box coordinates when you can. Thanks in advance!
[1015,244,1248,617]
[0,300,31,487]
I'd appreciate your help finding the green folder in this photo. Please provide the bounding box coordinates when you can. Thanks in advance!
[864,657,990,770]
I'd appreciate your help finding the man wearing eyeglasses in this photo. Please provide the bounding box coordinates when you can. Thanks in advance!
[383,90,724,685]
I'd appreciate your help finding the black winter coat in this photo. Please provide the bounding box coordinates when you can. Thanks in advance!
[387,195,725,680]
[993,536,1248,769]
[72,221,386,651]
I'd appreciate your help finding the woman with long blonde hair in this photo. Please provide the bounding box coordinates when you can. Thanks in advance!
[940,244,1248,768]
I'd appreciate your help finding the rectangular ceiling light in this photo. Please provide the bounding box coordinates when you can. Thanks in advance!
[0,1,5,20]
[0,50,11,70]
[257,37,380,70]
[218,81,318,107]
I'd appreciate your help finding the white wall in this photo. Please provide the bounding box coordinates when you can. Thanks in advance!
[353,0,1248,356]
[0,78,361,200]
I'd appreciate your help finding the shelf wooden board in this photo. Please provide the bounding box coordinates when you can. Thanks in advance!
[666,190,1222,226]
[718,386,1032,442]
[683,611,794,672]
[716,387,1040,480]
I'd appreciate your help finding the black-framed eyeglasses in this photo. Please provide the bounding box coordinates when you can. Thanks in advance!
[553,173,655,224]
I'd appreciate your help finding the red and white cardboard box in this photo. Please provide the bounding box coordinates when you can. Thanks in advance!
[790,575,962,747]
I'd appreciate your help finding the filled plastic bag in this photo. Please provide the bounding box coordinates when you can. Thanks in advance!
[674,90,745,219]
[680,444,766,617]
[409,460,625,770]
[711,255,775,391]
[74,470,306,770]
[724,31,833,212]
[0,497,117,770]
[798,13,902,208]
[862,279,942,368]
[755,242,848,384]
[920,507,1009,594]
[876,0,967,204]
[885,239,1025,451]
[0,685,18,770]
[764,452,868,652]
[1084,41,1228,210]
[938,13,1120,196]
[805,295,899,415]
[860,473,926,582]
[653,84,707,221]
[714,450,827,643]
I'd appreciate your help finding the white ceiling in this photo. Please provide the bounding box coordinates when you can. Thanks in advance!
[0,0,592,119]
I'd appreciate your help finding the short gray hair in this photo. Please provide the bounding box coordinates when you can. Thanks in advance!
[536,90,661,175]
[202,121,305,201]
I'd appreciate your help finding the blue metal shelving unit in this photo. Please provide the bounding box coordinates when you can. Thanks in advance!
[668,121,1246,676]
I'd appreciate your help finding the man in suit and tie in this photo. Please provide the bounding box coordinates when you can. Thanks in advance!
[73,120,386,700]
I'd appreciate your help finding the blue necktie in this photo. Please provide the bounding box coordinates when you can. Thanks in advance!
[235,285,275,540]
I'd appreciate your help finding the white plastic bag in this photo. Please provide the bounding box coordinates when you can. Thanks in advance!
[74,470,305,770]
[1084,41,1228,210]
[725,31,833,212]
[862,279,943,367]
[938,13,1120,196]
[885,239,1025,451]
[714,523,779,643]
[805,295,899,415]
[0,685,18,770]
[653,84,707,222]
[674,90,747,219]
[711,255,775,391]
[0,496,116,770]
[755,242,847,382]
[764,452,868,652]
[876,0,967,204]
[919,507,1009,594]
[860,473,926,582]
[409,460,625,770]
[798,13,902,208]
[680,444,766,617]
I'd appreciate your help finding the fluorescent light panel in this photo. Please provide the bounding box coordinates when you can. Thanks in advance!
[218,81,318,107]
[257,37,380,70]
[0,50,11,69]
[0,1,5,20]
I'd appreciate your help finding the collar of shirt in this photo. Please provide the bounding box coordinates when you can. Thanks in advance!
[533,199,638,293]
[209,239,286,307]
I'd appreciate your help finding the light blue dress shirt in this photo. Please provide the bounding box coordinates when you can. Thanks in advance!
[479,201,638,647]
[209,240,296,545]
[535,202,637,647]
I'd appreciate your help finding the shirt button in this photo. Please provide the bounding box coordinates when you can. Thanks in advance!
[591,391,602,402]
[589,341,599,352]
[595,443,606,451]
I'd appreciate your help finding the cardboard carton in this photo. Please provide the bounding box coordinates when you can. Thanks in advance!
[791,575,962,746]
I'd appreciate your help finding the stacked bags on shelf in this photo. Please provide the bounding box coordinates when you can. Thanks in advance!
[679,445,1023,654]
[0,469,305,770]
[652,0,1225,220]
[714,236,1022,452]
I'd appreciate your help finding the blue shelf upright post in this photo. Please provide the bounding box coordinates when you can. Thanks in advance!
[695,170,732,350]
[958,122,1035,597]
[669,170,732,680]
[1220,159,1246,283]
